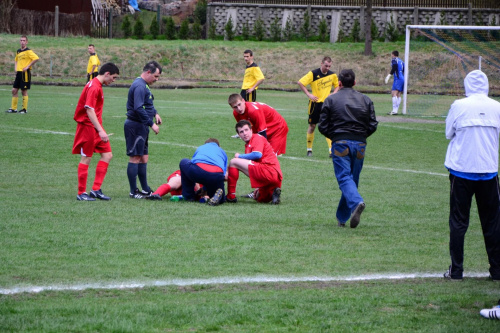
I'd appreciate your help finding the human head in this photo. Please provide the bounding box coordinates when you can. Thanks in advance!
[228,93,246,114]
[88,44,95,54]
[98,62,120,85]
[205,138,220,146]
[320,56,332,74]
[338,69,355,88]
[464,70,489,97]
[243,50,254,65]
[20,35,28,49]
[392,50,399,58]
[141,61,162,85]
[235,120,253,142]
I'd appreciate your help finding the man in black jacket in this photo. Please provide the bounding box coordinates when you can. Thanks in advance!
[319,69,378,228]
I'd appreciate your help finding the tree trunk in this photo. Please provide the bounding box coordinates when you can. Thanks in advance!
[364,0,373,56]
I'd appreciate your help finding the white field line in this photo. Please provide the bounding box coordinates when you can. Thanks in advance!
[0,125,448,177]
[0,272,489,295]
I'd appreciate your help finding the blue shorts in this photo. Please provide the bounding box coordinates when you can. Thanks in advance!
[392,78,404,92]
[124,119,149,156]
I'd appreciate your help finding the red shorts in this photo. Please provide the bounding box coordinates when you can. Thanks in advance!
[72,123,111,157]
[248,163,282,203]
[167,170,182,195]
[268,125,289,155]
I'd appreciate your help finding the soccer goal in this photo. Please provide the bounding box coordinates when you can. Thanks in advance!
[403,25,500,117]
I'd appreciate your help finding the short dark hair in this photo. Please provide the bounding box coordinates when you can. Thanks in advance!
[143,61,162,74]
[89,44,94,47]
[392,50,399,57]
[338,69,355,88]
[205,138,220,146]
[322,56,332,63]
[21,35,28,41]
[236,119,252,132]
[243,49,253,56]
[99,62,120,75]
[228,93,243,105]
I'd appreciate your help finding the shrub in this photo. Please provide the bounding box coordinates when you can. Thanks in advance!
[350,18,361,42]
[337,20,346,43]
[150,17,159,39]
[371,19,379,39]
[254,17,265,41]
[300,11,311,42]
[164,16,176,40]
[225,16,235,41]
[318,17,328,42]
[208,18,217,40]
[270,17,281,42]
[121,15,132,38]
[282,16,294,41]
[385,16,399,42]
[194,0,207,25]
[133,17,145,39]
[179,19,189,39]
[191,19,202,39]
[241,22,250,40]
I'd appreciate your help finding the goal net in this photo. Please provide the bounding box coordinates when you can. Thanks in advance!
[403,25,500,117]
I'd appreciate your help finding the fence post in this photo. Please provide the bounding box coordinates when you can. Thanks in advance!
[108,8,113,38]
[468,3,473,25]
[55,6,59,37]
[157,4,161,34]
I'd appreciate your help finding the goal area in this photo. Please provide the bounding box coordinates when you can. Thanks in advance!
[403,25,500,117]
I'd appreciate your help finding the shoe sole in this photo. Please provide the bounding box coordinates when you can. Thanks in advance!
[208,189,223,206]
[350,202,365,228]
[90,192,111,200]
[271,188,281,205]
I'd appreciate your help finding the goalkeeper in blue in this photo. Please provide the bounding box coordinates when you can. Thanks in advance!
[385,50,404,115]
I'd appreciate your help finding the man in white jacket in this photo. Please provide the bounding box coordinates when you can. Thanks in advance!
[444,70,500,281]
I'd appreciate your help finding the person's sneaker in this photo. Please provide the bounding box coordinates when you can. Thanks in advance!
[6,108,17,113]
[349,202,365,228]
[307,151,313,157]
[77,192,96,201]
[90,189,111,200]
[139,188,153,196]
[231,134,240,139]
[129,188,146,199]
[337,218,346,227]
[146,193,162,201]
[207,188,223,206]
[241,191,254,199]
[18,109,27,114]
[387,110,398,115]
[271,187,281,205]
[443,266,463,281]
[480,305,500,319]
[226,195,238,203]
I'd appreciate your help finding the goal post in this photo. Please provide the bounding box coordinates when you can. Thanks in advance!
[403,25,500,117]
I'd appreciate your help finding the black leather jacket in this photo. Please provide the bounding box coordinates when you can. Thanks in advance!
[318,87,378,143]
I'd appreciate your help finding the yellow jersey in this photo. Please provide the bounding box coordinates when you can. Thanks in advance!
[242,63,265,90]
[87,53,100,74]
[15,48,39,71]
[298,68,339,103]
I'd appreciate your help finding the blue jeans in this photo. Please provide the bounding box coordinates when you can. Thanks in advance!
[332,140,366,223]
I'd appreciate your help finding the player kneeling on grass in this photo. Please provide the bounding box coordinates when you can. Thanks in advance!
[146,170,207,202]
[72,63,119,201]
[226,120,282,205]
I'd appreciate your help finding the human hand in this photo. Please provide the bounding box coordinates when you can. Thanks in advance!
[151,123,159,134]
[385,74,391,84]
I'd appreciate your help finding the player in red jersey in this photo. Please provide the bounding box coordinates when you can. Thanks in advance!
[72,63,119,201]
[226,120,282,204]
[147,170,206,201]
[228,93,288,156]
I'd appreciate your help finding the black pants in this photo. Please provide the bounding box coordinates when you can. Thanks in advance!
[448,174,500,279]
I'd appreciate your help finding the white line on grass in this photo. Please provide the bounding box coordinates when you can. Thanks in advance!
[0,272,489,295]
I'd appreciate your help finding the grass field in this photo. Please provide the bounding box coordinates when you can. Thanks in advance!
[1,84,499,332]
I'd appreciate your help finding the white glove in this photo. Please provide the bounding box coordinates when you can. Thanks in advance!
[385,74,391,84]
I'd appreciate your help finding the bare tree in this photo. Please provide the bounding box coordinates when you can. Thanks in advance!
[364,0,373,56]
[0,0,17,33]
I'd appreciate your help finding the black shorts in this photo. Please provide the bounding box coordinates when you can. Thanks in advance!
[87,72,98,82]
[124,119,149,156]
[308,101,323,124]
[13,70,31,90]
[240,89,257,102]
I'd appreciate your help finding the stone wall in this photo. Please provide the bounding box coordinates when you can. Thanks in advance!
[207,3,500,42]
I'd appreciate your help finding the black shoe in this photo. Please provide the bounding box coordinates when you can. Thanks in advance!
[271,187,281,205]
[337,218,346,227]
[241,191,254,199]
[89,189,111,200]
[146,193,162,201]
[208,188,223,206]
[19,109,27,114]
[139,188,153,196]
[489,275,500,282]
[307,151,312,157]
[226,196,238,203]
[443,266,463,281]
[77,192,96,201]
[129,188,146,199]
[350,202,365,228]
[6,108,17,113]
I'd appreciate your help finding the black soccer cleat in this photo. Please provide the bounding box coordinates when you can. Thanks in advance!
[225,196,238,203]
[77,192,96,201]
[271,187,281,205]
[90,189,111,200]
[129,188,146,199]
[306,151,312,157]
[6,108,17,113]
[146,193,162,201]
[19,109,27,114]
[207,188,223,206]
[139,188,153,196]
[241,191,254,199]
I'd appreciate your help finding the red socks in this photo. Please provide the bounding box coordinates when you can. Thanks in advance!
[77,163,89,195]
[227,167,240,199]
[92,161,109,191]
[154,184,171,196]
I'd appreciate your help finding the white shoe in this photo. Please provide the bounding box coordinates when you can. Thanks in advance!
[231,134,240,139]
[480,305,500,319]
[387,110,398,115]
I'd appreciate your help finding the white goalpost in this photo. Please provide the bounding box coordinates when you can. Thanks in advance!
[403,25,500,116]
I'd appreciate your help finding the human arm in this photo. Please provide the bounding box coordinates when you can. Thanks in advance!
[23,58,38,72]
[367,100,378,137]
[247,78,264,93]
[85,107,108,142]
[235,151,262,160]
[297,81,319,102]
[445,104,457,140]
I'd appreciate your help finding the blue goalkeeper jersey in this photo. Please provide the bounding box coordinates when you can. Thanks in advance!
[391,57,404,81]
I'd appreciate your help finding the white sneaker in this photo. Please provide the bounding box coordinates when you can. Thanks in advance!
[231,134,240,139]
[480,305,500,319]
[387,110,398,115]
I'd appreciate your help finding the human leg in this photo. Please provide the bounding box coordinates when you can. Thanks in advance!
[179,158,197,201]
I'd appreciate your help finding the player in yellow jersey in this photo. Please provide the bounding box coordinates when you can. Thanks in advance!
[87,44,101,82]
[7,35,39,114]
[241,49,265,102]
[298,56,339,157]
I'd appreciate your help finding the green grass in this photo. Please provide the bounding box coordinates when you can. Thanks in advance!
[1,85,499,332]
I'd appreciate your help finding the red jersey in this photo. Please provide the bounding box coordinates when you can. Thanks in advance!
[73,77,104,126]
[233,102,287,137]
[245,134,282,176]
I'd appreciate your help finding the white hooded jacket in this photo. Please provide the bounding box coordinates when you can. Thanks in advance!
[444,70,500,174]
